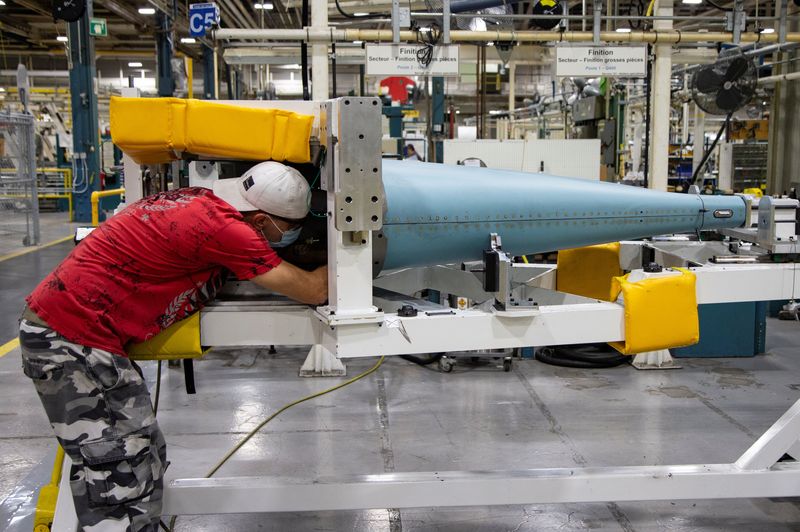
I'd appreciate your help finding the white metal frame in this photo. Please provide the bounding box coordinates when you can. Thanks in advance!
[52,398,800,530]
[200,256,800,358]
[163,398,800,511]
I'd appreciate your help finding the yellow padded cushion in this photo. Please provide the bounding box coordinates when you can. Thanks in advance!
[110,96,313,165]
[185,99,273,160]
[109,97,186,164]
[557,242,622,302]
[127,313,206,360]
[609,268,700,355]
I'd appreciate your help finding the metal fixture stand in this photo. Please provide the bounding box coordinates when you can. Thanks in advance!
[303,97,386,376]
[631,349,681,370]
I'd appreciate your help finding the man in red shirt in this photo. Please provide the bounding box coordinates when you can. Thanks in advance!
[19,161,327,531]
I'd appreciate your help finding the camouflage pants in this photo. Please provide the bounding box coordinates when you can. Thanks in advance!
[19,319,166,532]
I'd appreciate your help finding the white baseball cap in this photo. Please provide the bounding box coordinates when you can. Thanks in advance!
[212,161,310,219]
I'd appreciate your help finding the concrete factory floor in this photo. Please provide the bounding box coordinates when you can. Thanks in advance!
[2,232,800,531]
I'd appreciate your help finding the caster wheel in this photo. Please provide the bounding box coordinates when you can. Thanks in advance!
[503,358,512,372]
[439,358,454,373]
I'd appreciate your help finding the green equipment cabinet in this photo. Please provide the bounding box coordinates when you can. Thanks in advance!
[672,302,768,358]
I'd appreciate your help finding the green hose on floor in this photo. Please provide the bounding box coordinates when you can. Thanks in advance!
[161,355,386,531]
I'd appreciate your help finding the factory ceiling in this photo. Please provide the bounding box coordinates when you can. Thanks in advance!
[0,0,784,64]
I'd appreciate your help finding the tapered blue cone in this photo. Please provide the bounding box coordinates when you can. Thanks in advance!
[380,160,747,270]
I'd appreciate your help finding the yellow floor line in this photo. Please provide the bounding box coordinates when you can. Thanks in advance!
[0,337,20,358]
[0,235,73,263]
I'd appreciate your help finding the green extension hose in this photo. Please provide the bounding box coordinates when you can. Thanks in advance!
[164,355,386,531]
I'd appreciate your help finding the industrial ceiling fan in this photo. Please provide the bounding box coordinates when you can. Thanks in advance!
[688,48,758,189]
[691,48,757,116]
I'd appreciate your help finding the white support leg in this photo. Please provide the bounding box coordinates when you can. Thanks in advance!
[631,349,681,370]
[51,455,78,532]
[735,398,800,471]
[300,344,346,377]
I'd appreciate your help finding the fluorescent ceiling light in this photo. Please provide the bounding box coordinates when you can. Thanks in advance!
[616,27,632,33]
[760,27,775,34]
[353,12,369,16]
[138,7,156,14]
[180,37,196,43]
[682,0,702,4]
[254,2,274,8]
[128,61,143,67]
[0,88,5,92]
[56,35,68,42]
[353,40,363,44]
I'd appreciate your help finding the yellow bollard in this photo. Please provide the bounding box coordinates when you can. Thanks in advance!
[33,445,65,532]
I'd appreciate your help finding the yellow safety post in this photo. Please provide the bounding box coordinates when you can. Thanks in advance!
[90,188,125,226]
[33,445,65,532]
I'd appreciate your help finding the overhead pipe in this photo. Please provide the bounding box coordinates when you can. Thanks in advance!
[757,71,800,84]
[672,42,800,75]
[213,28,800,44]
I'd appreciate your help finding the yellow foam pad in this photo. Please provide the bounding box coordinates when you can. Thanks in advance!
[110,97,313,165]
[609,268,700,355]
[110,97,186,164]
[557,242,622,302]
[127,312,206,360]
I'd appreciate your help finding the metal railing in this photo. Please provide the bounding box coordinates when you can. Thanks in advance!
[0,112,39,247]
[36,167,73,221]
[91,188,125,227]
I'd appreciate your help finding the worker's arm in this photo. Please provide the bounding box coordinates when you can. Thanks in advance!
[250,262,328,305]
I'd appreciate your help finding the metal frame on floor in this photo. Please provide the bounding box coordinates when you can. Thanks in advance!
[51,396,800,529]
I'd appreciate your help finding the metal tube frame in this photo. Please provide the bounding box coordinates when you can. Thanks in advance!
[51,373,800,529]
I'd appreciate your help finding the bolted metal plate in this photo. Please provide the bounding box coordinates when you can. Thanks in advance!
[332,97,384,232]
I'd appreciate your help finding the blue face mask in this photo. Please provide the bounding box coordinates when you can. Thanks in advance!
[262,215,302,248]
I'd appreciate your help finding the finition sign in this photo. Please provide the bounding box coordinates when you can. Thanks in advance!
[556,46,647,77]
[365,44,460,76]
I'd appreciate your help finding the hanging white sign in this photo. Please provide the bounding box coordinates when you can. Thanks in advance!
[365,44,460,76]
[556,45,647,77]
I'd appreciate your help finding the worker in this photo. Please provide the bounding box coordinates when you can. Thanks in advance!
[18,161,327,532]
[404,144,421,161]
